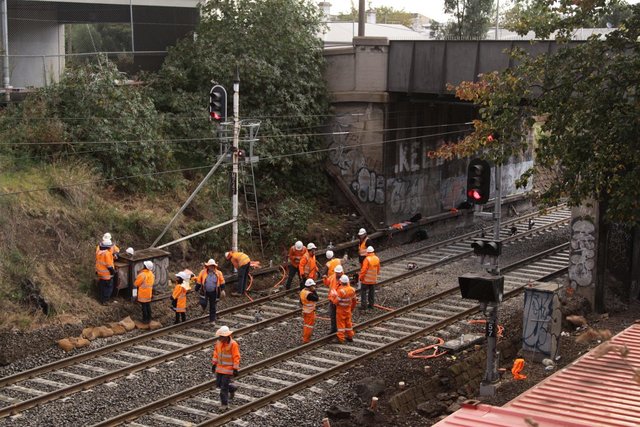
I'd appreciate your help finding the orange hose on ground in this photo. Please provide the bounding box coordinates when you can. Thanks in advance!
[408,337,447,359]
[273,265,287,289]
[468,319,504,337]
[372,303,395,311]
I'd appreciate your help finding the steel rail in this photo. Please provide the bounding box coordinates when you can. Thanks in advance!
[93,243,569,427]
[0,210,570,418]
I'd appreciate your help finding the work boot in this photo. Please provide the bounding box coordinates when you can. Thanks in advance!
[346,337,353,342]
[219,405,229,412]
[230,390,235,400]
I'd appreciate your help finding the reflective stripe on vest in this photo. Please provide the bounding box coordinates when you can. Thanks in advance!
[300,289,316,313]
[302,254,317,276]
[362,256,380,284]
[337,297,352,307]
[233,252,250,267]
[95,250,112,280]
[214,340,238,375]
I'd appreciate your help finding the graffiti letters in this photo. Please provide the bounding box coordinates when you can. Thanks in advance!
[351,167,385,205]
[569,218,596,288]
[388,177,424,215]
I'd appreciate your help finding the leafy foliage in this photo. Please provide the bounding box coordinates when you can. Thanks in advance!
[150,0,330,186]
[432,1,640,226]
[431,0,495,40]
[0,60,174,191]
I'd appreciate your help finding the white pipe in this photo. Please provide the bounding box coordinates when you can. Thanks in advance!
[156,219,236,249]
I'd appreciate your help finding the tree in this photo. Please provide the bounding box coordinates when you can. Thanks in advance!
[150,0,329,190]
[431,0,640,309]
[336,4,414,27]
[432,0,495,39]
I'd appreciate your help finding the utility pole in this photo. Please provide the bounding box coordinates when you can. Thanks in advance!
[231,68,240,252]
[129,0,135,52]
[1,0,10,102]
[358,0,365,36]
[495,0,500,40]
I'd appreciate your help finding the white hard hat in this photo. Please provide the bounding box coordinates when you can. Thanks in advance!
[326,250,334,259]
[339,275,349,284]
[305,278,316,287]
[225,251,231,259]
[294,241,303,251]
[103,233,112,241]
[176,271,190,281]
[358,228,367,236]
[143,260,154,270]
[307,243,317,250]
[334,265,344,274]
[204,258,217,266]
[215,326,233,337]
[367,246,375,253]
[125,247,134,255]
[101,239,113,247]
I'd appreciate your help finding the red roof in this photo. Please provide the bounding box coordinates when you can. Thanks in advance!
[434,323,640,427]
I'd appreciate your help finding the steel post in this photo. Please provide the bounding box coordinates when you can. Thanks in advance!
[232,69,240,251]
[1,0,10,101]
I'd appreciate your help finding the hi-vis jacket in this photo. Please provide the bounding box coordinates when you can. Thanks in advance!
[299,252,318,279]
[228,252,251,269]
[172,284,188,313]
[288,246,308,268]
[359,253,381,285]
[95,249,114,280]
[134,268,154,303]
[212,339,241,376]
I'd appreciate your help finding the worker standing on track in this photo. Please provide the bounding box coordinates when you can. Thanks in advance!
[196,259,226,324]
[171,271,191,324]
[134,260,155,324]
[300,278,319,343]
[359,246,381,310]
[322,250,341,278]
[285,240,307,290]
[357,228,371,265]
[323,264,344,334]
[95,239,116,305]
[212,326,240,411]
[330,274,357,343]
[299,243,318,290]
[225,251,251,296]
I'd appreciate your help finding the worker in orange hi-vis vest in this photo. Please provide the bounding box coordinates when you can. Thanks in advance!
[298,243,318,290]
[323,250,341,278]
[358,246,381,310]
[171,271,192,324]
[357,228,371,265]
[300,278,319,343]
[225,251,251,296]
[323,264,344,334]
[211,326,240,410]
[134,260,155,324]
[95,239,115,305]
[329,274,357,343]
[285,240,307,290]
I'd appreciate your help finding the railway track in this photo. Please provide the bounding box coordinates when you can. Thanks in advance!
[0,205,570,419]
[94,243,570,427]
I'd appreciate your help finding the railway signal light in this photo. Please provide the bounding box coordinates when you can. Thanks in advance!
[471,238,502,257]
[209,84,227,122]
[458,273,504,303]
[466,158,491,204]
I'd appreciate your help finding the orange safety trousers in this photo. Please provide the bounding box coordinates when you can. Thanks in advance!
[511,358,527,380]
[336,308,354,342]
[302,312,316,343]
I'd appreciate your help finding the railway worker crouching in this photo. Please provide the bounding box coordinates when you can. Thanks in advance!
[171,271,191,324]
[212,326,240,411]
[285,240,307,290]
[134,260,155,323]
[298,243,318,290]
[357,228,371,266]
[359,246,380,310]
[225,250,251,296]
[300,278,319,343]
[323,264,344,334]
[330,274,357,343]
[196,259,226,324]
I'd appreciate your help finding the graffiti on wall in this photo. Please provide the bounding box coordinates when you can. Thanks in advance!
[522,288,561,358]
[440,175,467,211]
[569,217,596,288]
[387,176,425,215]
[328,109,386,206]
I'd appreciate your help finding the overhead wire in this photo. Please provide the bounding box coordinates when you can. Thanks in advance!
[0,128,473,198]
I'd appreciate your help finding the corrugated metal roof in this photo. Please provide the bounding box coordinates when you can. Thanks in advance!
[505,323,640,427]
[433,323,640,427]
[432,402,588,427]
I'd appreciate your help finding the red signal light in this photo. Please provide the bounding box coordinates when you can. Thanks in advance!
[210,112,222,120]
[468,189,482,200]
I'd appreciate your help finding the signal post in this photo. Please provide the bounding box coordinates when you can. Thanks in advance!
[459,156,504,396]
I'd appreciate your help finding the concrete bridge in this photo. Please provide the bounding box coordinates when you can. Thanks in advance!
[3,0,199,88]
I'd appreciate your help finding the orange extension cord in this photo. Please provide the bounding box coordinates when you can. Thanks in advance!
[407,337,448,359]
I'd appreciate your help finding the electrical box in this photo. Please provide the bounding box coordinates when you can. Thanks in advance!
[522,281,562,362]
[117,248,171,292]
